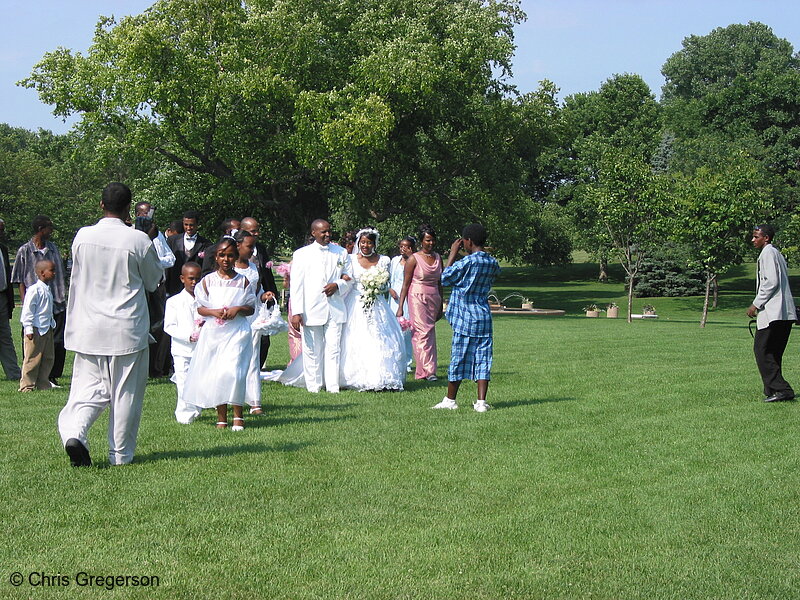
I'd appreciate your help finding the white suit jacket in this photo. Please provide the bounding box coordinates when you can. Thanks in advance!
[164,289,199,358]
[290,242,353,326]
[753,243,797,330]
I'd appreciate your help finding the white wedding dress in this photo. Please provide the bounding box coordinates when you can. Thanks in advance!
[339,255,407,391]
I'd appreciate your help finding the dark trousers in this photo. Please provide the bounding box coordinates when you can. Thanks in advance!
[50,310,66,380]
[260,335,271,369]
[147,282,172,378]
[754,320,794,396]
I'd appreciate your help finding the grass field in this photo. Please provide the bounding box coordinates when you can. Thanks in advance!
[2,259,799,599]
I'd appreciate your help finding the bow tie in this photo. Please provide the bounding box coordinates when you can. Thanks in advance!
[185,236,196,241]
[318,244,329,252]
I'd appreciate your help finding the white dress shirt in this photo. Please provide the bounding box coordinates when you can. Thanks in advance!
[65,218,163,355]
[20,279,55,335]
[183,234,197,254]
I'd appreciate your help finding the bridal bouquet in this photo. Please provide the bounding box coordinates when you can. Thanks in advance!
[360,267,390,315]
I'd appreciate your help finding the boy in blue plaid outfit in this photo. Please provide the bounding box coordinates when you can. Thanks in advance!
[434,224,500,412]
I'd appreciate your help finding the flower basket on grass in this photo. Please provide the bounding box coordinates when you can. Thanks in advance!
[606,302,619,318]
[583,304,600,318]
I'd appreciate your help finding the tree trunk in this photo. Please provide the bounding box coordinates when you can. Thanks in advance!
[712,276,719,309]
[627,271,635,323]
[700,272,712,328]
[598,255,608,283]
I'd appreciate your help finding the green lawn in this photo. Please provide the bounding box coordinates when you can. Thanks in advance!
[2,260,799,599]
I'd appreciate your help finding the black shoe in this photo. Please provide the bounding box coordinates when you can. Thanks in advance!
[65,438,92,467]
[764,392,796,403]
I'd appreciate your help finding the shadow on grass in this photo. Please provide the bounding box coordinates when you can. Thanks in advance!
[251,414,356,428]
[492,396,576,409]
[134,441,312,464]
[275,402,358,412]
[402,379,449,392]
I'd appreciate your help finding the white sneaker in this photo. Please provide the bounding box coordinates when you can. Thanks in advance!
[432,397,458,410]
[426,375,438,381]
[473,400,492,413]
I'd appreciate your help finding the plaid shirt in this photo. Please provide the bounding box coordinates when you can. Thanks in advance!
[441,251,500,337]
[10,239,67,311]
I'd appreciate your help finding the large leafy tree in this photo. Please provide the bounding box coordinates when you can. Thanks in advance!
[21,0,540,257]
[551,74,662,280]
[670,154,773,327]
[661,22,800,189]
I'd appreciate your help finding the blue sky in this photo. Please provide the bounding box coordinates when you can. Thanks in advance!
[2,0,800,134]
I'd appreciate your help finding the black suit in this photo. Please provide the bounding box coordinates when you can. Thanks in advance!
[166,234,212,297]
[251,242,278,368]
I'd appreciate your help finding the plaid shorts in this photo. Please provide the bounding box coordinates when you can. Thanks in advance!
[448,333,493,382]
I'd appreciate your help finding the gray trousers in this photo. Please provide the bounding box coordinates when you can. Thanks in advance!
[0,293,21,380]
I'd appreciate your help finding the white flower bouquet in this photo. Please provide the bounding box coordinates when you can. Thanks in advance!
[360,267,390,315]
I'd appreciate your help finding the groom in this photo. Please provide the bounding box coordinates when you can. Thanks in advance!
[290,219,353,393]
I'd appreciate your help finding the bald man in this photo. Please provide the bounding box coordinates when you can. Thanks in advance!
[289,219,352,393]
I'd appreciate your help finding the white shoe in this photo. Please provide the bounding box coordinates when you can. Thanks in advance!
[426,375,438,381]
[473,400,492,413]
[432,397,458,410]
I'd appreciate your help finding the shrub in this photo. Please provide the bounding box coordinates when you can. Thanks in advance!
[629,244,705,297]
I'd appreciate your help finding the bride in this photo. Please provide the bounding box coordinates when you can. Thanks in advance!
[339,228,407,391]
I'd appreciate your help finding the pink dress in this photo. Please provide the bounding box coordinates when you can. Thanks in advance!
[408,252,442,379]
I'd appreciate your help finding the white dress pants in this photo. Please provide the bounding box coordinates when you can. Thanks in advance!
[301,321,342,393]
[58,349,148,465]
[171,354,200,424]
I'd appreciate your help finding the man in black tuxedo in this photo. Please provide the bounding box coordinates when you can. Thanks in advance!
[166,210,212,297]
[0,218,21,381]
[241,217,278,367]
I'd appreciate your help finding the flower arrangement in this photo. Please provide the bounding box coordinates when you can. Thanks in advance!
[606,302,618,309]
[360,266,390,314]
[397,317,413,332]
[215,307,229,326]
[190,318,204,343]
[273,262,291,277]
[583,304,600,313]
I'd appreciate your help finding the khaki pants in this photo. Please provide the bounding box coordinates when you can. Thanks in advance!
[19,329,54,392]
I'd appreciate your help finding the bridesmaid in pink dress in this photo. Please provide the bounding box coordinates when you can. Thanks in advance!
[397,226,443,380]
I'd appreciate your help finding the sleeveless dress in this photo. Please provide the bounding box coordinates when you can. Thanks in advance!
[407,252,442,379]
[339,255,406,390]
[184,272,256,408]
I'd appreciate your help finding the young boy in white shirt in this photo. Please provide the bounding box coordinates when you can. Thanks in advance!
[164,262,203,423]
[19,260,56,391]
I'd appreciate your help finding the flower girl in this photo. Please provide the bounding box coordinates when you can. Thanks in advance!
[183,237,256,430]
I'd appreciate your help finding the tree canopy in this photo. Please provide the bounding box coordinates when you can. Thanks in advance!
[21,0,543,257]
